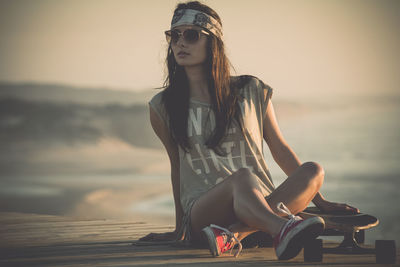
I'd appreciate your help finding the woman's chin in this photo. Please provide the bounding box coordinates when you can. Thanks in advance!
[176,60,191,67]
[176,61,204,68]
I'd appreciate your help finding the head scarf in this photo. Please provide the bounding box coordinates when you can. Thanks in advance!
[171,9,223,38]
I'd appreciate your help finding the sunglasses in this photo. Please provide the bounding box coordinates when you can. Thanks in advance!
[165,28,210,44]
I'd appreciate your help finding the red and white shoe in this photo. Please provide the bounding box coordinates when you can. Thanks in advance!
[202,224,243,257]
[273,202,325,260]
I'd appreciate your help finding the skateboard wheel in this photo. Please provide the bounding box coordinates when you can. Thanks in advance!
[376,240,396,264]
[355,230,365,244]
[304,238,323,262]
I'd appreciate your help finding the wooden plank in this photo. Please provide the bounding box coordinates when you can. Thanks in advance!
[0,212,398,266]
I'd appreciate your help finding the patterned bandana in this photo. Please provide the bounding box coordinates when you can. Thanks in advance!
[171,9,223,38]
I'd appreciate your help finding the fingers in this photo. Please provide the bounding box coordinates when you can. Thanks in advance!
[323,202,360,215]
[341,203,360,214]
[139,232,155,241]
[139,232,176,242]
[345,204,360,214]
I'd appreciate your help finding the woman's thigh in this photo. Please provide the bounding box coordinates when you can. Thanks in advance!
[189,168,260,242]
[189,176,237,242]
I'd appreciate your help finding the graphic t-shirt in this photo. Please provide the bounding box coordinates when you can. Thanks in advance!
[149,76,275,215]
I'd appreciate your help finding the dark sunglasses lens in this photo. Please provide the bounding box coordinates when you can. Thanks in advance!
[166,29,202,44]
[184,29,200,43]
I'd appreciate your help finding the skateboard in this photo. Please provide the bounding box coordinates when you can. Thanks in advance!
[299,206,397,264]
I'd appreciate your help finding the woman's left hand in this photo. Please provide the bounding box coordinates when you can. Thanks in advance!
[139,229,182,242]
[316,199,360,214]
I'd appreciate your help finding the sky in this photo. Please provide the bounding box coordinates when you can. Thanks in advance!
[0,0,399,98]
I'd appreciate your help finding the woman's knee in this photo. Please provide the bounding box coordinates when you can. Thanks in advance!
[302,161,324,187]
[230,167,260,188]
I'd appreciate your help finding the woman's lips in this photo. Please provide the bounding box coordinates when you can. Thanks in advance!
[177,51,190,58]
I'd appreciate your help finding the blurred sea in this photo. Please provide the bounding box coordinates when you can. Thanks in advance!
[0,84,399,245]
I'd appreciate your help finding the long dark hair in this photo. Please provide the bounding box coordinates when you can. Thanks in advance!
[162,1,240,153]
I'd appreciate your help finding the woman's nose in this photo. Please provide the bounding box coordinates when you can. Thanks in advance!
[176,35,186,47]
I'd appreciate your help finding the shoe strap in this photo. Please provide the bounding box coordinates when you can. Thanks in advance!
[276,202,302,241]
[210,224,243,257]
[277,202,295,219]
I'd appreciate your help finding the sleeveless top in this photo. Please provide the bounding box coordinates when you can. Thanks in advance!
[148,76,275,240]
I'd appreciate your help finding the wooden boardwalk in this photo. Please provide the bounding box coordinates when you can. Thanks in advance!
[0,212,398,266]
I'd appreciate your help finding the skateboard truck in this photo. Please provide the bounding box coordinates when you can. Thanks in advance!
[327,231,372,254]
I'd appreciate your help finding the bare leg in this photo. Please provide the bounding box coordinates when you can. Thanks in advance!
[228,161,325,241]
[190,168,288,244]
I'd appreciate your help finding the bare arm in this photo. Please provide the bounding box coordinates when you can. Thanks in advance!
[262,100,326,206]
[263,101,301,176]
[149,106,183,230]
[139,106,183,241]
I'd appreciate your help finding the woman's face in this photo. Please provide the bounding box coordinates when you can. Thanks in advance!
[170,25,208,68]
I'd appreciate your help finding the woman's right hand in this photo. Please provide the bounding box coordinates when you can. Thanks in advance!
[139,229,183,242]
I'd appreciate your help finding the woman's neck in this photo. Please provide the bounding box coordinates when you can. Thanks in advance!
[184,65,210,102]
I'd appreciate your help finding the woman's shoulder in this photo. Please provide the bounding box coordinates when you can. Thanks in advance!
[231,74,257,87]
[148,88,173,128]
[230,75,272,95]
[148,89,169,121]
[149,89,165,107]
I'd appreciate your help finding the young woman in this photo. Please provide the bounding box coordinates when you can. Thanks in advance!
[141,1,359,260]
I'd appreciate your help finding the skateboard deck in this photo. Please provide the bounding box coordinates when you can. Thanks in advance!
[299,206,379,233]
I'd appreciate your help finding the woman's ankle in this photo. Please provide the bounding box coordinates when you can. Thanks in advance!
[227,224,256,241]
